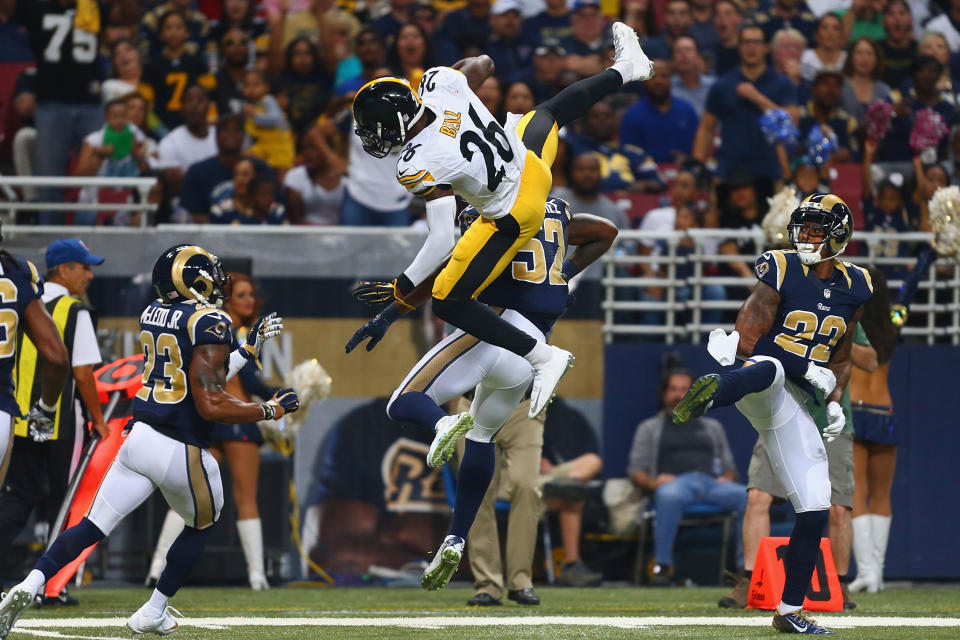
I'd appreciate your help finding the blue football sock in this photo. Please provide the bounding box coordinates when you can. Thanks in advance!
[713,360,777,407]
[35,517,105,580]
[387,391,447,430]
[157,525,212,598]
[448,438,495,539]
[781,509,829,607]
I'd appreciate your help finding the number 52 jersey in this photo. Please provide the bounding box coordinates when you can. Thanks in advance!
[396,66,528,218]
[133,299,233,448]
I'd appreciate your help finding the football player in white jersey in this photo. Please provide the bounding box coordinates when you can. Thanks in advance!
[351,22,653,421]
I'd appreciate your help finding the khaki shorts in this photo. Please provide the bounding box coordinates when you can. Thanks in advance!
[747,432,854,509]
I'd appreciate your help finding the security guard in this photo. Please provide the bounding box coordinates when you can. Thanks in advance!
[0,239,106,604]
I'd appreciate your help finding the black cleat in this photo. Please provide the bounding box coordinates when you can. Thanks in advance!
[672,374,720,424]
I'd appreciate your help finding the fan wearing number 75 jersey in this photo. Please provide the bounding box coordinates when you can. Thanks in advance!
[0,245,297,640]
[671,193,873,635]
[351,22,653,420]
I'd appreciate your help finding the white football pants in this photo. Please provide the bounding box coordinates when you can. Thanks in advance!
[735,356,831,513]
[0,411,12,487]
[87,422,224,533]
[389,309,539,442]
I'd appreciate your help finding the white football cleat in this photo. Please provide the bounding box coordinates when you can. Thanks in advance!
[127,604,181,635]
[421,535,465,591]
[0,586,34,640]
[528,346,575,419]
[612,21,654,82]
[427,412,474,468]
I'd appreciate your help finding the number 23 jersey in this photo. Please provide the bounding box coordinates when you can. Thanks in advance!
[755,249,873,365]
[133,300,232,448]
[396,67,527,218]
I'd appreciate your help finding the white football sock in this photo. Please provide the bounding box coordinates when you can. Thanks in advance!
[777,601,802,615]
[524,341,552,366]
[22,569,45,598]
[144,588,169,617]
[610,61,633,85]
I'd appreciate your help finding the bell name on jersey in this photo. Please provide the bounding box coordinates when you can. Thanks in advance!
[755,249,873,365]
[133,300,232,448]
[0,254,43,417]
[396,66,527,218]
[479,197,571,334]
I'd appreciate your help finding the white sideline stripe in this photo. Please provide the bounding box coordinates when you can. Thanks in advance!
[15,616,960,630]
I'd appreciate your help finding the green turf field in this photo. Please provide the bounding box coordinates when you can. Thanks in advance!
[8,584,960,639]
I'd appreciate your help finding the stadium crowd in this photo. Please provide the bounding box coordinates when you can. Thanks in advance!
[0,0,954,236]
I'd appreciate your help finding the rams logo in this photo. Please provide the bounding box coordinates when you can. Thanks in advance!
[756,261,769,279]
[205,321,228,339]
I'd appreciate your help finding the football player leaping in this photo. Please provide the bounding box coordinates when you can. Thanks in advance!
[347,197,617,591]
[672,194,873,635]
[0,246,298,639]
[351,23,652,419]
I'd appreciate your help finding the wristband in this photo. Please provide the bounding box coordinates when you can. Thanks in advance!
[395,273,415,297]
[261,402,276,421]
[38,398,57,413]
[561,261,582,282]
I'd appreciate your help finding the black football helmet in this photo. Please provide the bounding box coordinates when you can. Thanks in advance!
[152,245,228,306]
[787,193,853,265]
[352,77,424,158]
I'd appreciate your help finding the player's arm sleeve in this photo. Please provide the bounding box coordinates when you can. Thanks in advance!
[753,251,787,292]
[189,309,233,346]
[70,310,102,368]
[400,193,457,287]
[14,258,44,304]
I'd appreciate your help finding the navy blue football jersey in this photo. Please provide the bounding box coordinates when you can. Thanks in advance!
[754,249,873,365]
[133,300,232,447]
[479,197,571,332]
[0,253,43,417]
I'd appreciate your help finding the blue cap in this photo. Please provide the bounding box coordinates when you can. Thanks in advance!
[571,0,599,12]
[45,239,105,269]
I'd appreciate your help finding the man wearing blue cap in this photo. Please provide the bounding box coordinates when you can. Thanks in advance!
[0,239,106,606]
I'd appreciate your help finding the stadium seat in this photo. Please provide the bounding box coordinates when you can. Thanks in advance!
[0,62,34,164]
[632,501,736,585]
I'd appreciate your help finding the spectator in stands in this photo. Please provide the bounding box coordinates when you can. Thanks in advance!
[140,0,210,59]
[838,0,886,43]
[671,35,716,117]
[879,0,917,90]
[156,85,217,198]
[284,125,345,225]
[409,2,459,65]
[694,25,798,182]
[862,143,922,276]
[522,0,572,48]
[757,0,816,43]
[143,10,213,131]
[798,69,859,162]
[476,76,503,120]
[370,0,414,46]
[551,153,629,229]
[242,69,295,172]
[303,398,449,580]
[923,0,960,54]
[628,368,746,586]
[12,0,136,224]
[619,0,658,44]
[503,81,535,115]
[621,60,699,163]
[916,31,955,105]
[540,398,605,588]
[11,69,36,201]
[124,92,160,144]
[771,28,808,100]
[841,37,892,121]
[487,0,528,83]
[386,22,434,88]
[211,169,287,224]
[564,101,663,193]
[110,39,151,110]
[511,40,567,103]
[456,398,549,606]
[644,0,693,61]
[800,13,847,82]
[688,0,719,55]
[879,56,957,164]
[275,37,333,136]
[334,27,387,98]
[561,0,608,77]
[276,0,361,51]
[208,0,266,58]
[437,0,492,59]
[712,0,742,75]
[0,0,31,63]
[319,11,364,91]
[215,28,251,116]
[717,168,763,280]
[180,113,272,222]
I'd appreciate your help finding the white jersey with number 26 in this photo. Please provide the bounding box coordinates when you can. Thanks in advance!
[395,67,528,219]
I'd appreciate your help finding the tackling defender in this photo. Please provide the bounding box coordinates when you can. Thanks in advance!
[351,23,652,419]
[0,245,298,638]
[672,194,872,635]
[347,198,617,591]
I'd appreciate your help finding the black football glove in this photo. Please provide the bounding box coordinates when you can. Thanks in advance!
[262,387,299,420]
[345,313,394,353]
[352,280,396,306]
[27,403,56,442]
